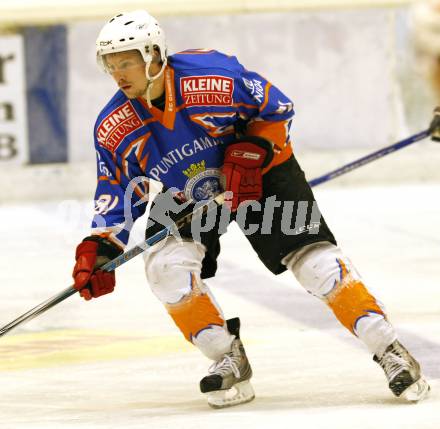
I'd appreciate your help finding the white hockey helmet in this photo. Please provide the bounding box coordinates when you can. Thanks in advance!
[412,1,440,57]
[96,10,168,73]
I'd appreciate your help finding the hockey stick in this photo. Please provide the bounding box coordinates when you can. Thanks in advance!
[0,129,432,337]
[0,193,226,338]
[308,129,430,187]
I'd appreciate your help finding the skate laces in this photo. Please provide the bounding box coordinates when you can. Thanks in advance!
[379,348,410,381]
[208,353,241,378]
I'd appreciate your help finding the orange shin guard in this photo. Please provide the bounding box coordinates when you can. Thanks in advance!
[165,275,224,342]
[326,259,385,334]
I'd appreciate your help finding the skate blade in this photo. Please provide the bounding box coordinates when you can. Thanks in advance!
[401,376,430,402]
[206,380,255,409]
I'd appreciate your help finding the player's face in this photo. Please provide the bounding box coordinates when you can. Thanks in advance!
[104,50,148,99]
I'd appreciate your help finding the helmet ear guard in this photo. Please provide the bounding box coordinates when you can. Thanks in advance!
[151,46,163,64]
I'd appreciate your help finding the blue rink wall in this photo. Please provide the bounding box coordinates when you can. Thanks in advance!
[17,7,435,164]
[24,26,68,163]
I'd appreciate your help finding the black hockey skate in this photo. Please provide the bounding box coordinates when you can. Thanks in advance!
[374,340,430,401]
[200,318,255,409]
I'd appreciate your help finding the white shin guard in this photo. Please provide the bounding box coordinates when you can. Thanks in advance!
[144,237,234,360]
[283,242,396,356]
[144,237,206,303]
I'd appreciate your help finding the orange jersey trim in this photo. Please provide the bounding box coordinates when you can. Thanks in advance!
[247,119,293,174]
[233,102,258,110]
[247,120,289,151]
[92,232,124,251]
[120,135,151,199]
[98,176,119,185]
[259,82,272,112]
[176,49,216,55]
[262,144,293,174]
[189,111,237,138]
[138,66,176,130]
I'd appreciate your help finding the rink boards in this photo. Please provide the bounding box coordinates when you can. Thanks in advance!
[0,5,434,169]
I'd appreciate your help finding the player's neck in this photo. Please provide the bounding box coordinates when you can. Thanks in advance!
[145,72,165,102]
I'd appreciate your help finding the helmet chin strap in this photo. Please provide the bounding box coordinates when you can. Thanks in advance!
[143,58,167,108]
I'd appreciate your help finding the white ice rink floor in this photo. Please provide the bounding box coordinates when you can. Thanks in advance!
[0,183,439,429]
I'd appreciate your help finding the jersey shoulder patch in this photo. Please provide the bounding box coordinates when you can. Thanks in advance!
[95,92,143,153]
[170,50,243,108]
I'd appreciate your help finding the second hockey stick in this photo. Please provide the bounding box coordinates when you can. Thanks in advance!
[0,193,226,338]
[308,129,430,187]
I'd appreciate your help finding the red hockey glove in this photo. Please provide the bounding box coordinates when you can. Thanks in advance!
[429,106,440,142]
[221,136,273,212]
[72,236,123,301]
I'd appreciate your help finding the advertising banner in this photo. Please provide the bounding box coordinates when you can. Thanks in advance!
[0,35,28,164]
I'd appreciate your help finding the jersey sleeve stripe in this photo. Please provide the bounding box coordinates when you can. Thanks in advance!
[259,82,272,112]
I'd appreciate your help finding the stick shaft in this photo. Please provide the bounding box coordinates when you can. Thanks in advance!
[101,192,225,272]
[308,129,430,187]
[0,193,225,338]
[0,130,431,337]
[0,286,77,337]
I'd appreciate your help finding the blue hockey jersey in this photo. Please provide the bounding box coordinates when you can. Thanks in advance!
[91,49,295,247]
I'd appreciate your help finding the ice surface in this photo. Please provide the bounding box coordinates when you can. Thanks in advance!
[0,184,439,429]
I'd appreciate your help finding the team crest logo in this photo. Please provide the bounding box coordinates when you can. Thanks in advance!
[183,161,221,201]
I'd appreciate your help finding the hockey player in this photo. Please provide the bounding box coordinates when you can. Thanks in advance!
[71,10,430,408]
[413,0,440,103]
[412,0,440,140]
